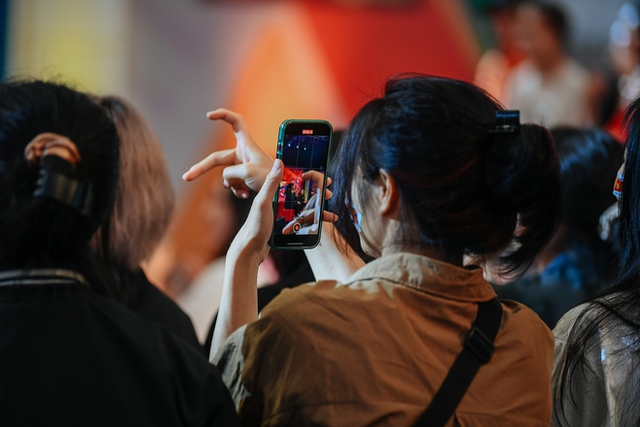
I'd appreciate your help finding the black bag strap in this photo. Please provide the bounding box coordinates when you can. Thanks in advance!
[412,298,503,427]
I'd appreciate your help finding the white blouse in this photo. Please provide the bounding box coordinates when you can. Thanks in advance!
[553,293,640,426]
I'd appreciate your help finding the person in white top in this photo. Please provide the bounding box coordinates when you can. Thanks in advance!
[552,95,640,426]
[504,1,589,127]
[474,0,525,105]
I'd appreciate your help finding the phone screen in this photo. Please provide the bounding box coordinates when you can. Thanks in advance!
[270,120,332,249]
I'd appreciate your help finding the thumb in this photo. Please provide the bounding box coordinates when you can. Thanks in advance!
[254,159,283,205]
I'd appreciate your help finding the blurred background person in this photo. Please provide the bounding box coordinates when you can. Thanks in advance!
[601,1,640,139]
[612,3,640,109]
[494,127,623,328]
[474,0,525,104]
[95,95,202,351]
[552,96,640,427]
[504,1,590,127]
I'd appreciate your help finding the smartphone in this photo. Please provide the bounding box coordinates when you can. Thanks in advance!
[269,119,332,250]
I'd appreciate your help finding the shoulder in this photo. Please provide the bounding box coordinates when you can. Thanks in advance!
[552,292,640,375]
[213,279,374,375]
[132,275,202,351]
[97,292,239,422]
[553,303,593,344]
[500,299,554,347]
[554,293,638,344]
[260,279,355,314]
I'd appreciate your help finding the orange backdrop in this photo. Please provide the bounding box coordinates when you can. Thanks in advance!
[158,0,480,295]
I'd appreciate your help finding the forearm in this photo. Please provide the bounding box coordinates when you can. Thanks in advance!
[304,222,365,282]
[210,248,260,358]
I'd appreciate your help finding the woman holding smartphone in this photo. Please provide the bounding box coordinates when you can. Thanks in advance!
[185,75,561,426]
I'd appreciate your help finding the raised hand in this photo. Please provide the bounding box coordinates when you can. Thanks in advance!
[182,109,273,199]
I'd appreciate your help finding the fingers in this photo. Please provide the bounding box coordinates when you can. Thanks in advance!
[301,170,326,188]
[301,171,332,199]
[206,109,257,148]
[221,163,249,187]
[325,188,333,200]
[324,176,333,200]
[229,184,251,200]
[206,109,249,133]
[322,211,339,223]
[182,149,237,181]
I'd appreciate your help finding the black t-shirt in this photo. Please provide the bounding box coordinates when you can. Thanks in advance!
[118,267,203,353]
[0,271,239,426]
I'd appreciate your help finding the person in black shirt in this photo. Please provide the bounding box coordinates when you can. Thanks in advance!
[0,81,238,426]
[95,95,202,352]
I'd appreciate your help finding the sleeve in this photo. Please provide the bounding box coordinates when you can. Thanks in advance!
[211,324,251,409]
[211,324,266,427]
[552,307,608,427]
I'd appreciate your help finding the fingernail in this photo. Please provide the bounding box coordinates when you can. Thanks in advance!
[181,172,189,181]
[272,159,282,172]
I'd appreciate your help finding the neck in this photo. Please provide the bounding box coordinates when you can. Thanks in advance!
[381,244,463,267]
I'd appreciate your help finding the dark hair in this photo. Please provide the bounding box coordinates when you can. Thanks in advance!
[552,100,640,426]
[552,127,623,236]
[330,75,561,277]
[0,80,120,296]
[616,97,640,291]
[554,127,622,292]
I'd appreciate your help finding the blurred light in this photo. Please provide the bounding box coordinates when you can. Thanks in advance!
[611,21,632,47]
[619,2,640,28]
[610,3,640,48]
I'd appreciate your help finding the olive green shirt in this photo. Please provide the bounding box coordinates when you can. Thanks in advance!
[214,253,553,426]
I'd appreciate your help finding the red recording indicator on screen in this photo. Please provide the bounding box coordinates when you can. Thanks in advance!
[302,129,313,135]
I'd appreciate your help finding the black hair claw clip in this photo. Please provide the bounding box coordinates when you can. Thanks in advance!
[489,110,520,134]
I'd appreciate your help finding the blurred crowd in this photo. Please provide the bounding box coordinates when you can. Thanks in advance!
[475,0,637,135]
[472,0,637,327]
[6,0,640,426]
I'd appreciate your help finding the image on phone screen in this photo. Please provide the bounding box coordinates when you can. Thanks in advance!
[271,122,331,248]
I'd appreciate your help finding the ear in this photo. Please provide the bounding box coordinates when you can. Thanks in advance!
[376,169,400,217]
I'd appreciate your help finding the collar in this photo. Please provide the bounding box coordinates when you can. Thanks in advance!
[346,253,496,302]
[0,269,90,288]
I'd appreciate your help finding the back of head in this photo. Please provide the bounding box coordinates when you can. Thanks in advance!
[96,96,175,270]
[331,74,561,278]
[0,81,119,288]
[618,96,640,290]
[552,127,623,237]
